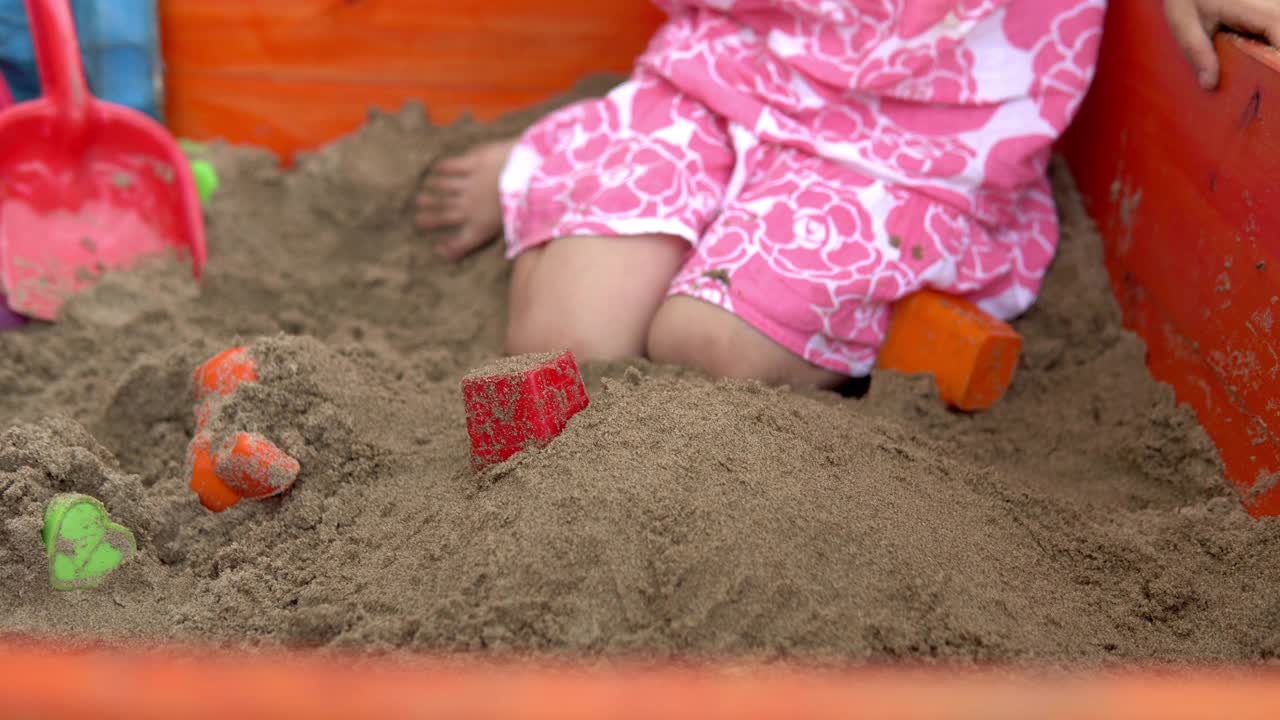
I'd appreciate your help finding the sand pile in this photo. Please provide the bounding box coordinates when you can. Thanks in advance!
[2,80,1279,663]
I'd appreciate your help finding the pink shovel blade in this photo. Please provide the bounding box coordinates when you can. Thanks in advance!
[0,55,22,330]
[0,0,205,321]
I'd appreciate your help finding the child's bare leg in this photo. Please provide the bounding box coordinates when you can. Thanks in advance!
[415,140,517,260]
[506,235,687,360]
[647,296,845,389]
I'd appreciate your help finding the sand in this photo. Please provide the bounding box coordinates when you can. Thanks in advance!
[3,78,1280,664]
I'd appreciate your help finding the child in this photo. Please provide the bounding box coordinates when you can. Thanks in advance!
[415,0,1276,389]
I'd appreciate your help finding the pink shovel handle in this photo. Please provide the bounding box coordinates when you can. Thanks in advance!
[24,0,88,136]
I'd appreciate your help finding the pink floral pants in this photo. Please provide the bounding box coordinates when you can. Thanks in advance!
[499,0,1106,375]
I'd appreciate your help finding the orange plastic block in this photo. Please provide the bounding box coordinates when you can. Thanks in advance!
[877,290,1022,411]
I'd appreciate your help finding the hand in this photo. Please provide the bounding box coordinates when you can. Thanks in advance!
[1164,0,1280,89]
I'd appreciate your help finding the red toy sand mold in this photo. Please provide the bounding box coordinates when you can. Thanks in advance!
[463,350,590,469]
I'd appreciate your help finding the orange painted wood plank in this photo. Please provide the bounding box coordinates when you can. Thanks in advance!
[158,0,666,160]
[161,0,663,77]
[163,69,552,152]
[1059,1,1280,515]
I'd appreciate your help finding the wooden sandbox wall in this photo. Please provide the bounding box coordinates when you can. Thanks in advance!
[158,0,665,161]
[1059,1,1280,517]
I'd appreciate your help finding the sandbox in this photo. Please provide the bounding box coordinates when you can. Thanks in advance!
[3,1,1280,717]
[1,75,1276,660]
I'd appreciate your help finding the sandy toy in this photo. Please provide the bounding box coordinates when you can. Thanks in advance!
[213,433,301,500]
[193,346,258,430]
[187,434,240,512]
[0,0,206,321]
[180,140,220,206]
[186,346,300,511]
[463,351,589,469]
[193,346,258,401]
[190,159,220,205]
[187,431,301,512]
[41,493,137,591]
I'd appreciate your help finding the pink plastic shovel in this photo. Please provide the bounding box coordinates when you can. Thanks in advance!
[0,0,206,321]
[0,66,22,331]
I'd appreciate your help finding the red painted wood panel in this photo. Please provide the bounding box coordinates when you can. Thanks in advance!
[158,0,666,161]
[1059,2,1280,515]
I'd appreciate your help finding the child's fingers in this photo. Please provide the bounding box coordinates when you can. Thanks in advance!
[415,192,449,211]
[1215,0,1280,49]
[1165,0,1221,89]
[416,207,465,229]
[435,231,485,261]
[421,175,469,198]
[415,187,462,213]
[414,197,458,215]
[434,239,469,261]
[432,157,477,176]
[415,190,455,210]
[414,207,465,226]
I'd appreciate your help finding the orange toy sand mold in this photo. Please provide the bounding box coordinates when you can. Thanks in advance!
[187,346,301,511]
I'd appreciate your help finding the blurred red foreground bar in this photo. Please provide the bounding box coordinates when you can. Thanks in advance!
[1,641,1280,720]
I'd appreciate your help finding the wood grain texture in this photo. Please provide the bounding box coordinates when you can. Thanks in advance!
[159,0,665,160]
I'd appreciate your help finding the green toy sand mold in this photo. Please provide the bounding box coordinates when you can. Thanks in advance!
[42,494,136,591]
[1,78,1279,663]
[181,140,221,205]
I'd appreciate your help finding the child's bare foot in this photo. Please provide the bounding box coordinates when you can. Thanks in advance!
[415,139,516,261]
